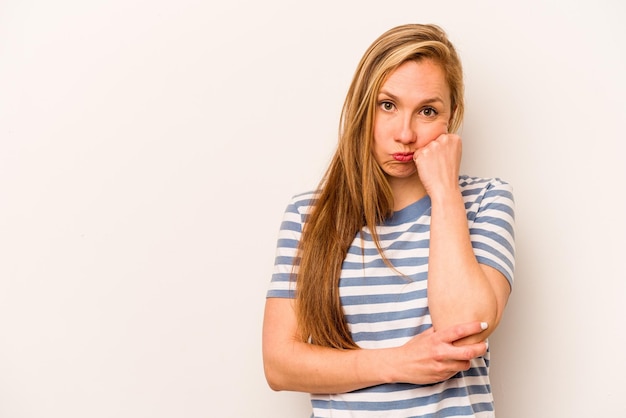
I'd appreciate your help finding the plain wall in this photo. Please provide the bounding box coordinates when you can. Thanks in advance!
[1,1,625,417]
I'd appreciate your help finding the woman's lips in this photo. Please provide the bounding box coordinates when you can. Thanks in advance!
[392,152,414,162]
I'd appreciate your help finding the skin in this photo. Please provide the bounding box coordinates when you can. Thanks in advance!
[262,59,511,394]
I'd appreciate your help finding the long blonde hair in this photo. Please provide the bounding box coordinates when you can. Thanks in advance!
[295,24,465,349]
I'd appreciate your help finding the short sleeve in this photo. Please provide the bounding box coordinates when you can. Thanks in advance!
[467,178,516,287]
[266,192,315,298]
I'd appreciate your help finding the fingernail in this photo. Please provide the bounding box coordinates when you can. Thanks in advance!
[480,322,488,330]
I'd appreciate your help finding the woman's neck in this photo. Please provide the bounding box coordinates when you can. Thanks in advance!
[389,173,427,211]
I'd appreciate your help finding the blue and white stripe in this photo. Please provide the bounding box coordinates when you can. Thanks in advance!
[267,175,515,417]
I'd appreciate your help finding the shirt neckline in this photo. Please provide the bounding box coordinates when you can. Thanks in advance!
[384,195,432,226]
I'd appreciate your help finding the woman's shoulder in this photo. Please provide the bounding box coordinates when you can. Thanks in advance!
[458,175,515,210]
[288,189,318,205]
[283,189,320,215]
[459,175,513,193]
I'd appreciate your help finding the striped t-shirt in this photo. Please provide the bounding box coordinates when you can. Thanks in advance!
[267,175,515,417]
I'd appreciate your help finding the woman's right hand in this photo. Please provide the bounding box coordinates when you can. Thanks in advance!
[390,321,488,385]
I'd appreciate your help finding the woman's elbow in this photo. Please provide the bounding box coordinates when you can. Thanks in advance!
[263,355,288,391]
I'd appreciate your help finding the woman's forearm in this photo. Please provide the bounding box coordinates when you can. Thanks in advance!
[426,189,502,340]
[262,298,394,393]
[263,338,395,393]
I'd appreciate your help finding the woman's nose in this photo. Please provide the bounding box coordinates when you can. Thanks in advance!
[396,116,417,144]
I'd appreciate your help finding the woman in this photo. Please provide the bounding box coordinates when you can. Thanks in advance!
[263,23,515,417]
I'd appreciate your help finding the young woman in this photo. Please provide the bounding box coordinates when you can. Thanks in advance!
[263,23,515,417]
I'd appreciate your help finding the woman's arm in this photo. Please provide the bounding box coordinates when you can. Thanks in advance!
[414,134,512,344]
[262,297,489,393]
[428,190,511,343]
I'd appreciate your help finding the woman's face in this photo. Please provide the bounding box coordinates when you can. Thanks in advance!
[372,59,452,180]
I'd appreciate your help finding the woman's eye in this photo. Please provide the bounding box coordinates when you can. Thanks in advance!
[421,107,438,117]
[380,101,395,111]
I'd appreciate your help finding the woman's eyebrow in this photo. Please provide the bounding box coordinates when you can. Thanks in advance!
[377,90,445,105]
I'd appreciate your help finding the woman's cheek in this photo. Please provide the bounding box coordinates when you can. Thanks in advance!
[417,127,446,148]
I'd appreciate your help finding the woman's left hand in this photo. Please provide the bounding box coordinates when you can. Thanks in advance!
[413,133,462,198]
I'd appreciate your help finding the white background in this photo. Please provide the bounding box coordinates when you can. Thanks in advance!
[1,1,625,417]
